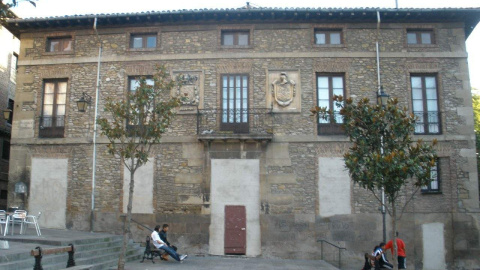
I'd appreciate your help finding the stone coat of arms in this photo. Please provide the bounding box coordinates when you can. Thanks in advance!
[271,72,296,107]
[176,73,199,105]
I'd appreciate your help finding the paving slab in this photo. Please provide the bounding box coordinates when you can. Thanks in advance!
[121,255,339,270]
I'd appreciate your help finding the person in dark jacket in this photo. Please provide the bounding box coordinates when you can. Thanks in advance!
[159,224,178,261]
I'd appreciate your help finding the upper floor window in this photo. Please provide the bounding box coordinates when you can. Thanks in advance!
[221,30,250,46]
[40,80,67,138]
[127,76,154,129]
[422,159,440,193]
[411,75,440,134]
[317,74,344,135]
[407,30,434,45]
[221,74,249,133]
[130,33,157,49]
[315,29,342,45]
[2,140,10,160]
[6,99,14,125]
[46,36,73,52]
[11,53,18,79]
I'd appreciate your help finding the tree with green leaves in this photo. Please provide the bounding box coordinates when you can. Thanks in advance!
[0,0,36,22]
[312,96,437,270]
[97,65,181,270]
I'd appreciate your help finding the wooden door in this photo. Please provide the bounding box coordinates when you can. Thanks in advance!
[220,75,249,133]
[224,205,246,254]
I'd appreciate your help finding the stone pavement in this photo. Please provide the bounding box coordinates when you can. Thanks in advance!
[121,255,339,270]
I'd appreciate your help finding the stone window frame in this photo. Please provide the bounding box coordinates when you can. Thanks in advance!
[218,25,254,50]
[126,28,161,52]
[316,73,346,135]
[43,33,75,56]
[409,73,442,135]
[312,24,346,48]
[403,25,439,48]
[421,158,442,194]
[38,78,69,138]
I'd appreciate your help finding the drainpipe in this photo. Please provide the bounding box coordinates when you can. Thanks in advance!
[90,17,102,232]
[376,10,387,244]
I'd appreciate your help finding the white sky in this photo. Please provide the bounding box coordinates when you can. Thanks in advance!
[10,0,480,89]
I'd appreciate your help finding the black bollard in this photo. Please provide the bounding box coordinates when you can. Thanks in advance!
[33,246,43,270]
[66,244,76,268]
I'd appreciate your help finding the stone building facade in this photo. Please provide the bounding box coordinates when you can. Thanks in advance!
[4,7,480,269]
[0,25,18,210]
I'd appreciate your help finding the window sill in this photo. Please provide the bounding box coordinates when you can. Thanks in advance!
[421,191,442,195]
[42,51,74,56]
[313,44,346,48]
[220,45,253,50]
[127,48,158,52]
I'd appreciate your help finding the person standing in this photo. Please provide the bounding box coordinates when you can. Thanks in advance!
[384,232,406,269]
[151,225,187,262]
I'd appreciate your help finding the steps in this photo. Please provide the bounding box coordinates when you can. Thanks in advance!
[0,234,143,270]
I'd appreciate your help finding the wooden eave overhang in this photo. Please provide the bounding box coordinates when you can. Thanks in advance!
[4,7,480,39]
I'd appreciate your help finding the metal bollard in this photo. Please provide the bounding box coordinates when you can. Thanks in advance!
[66,244,76,268]
[33,246,43,270]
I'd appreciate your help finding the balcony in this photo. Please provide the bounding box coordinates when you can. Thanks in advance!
[413,111,441,135]
[197,108,273,141]
[39,116,65,138]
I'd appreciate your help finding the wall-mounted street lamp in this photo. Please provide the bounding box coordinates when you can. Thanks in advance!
[77,92,93,112]
[3,109,12,121]
[377,87,390,107]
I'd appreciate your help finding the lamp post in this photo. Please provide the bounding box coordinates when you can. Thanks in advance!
[377,87,389,244]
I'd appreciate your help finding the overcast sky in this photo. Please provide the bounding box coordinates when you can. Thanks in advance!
[10,0,480,89]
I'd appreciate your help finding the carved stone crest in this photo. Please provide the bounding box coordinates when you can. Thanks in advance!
[271,72,296,107]
[176,74,199,105]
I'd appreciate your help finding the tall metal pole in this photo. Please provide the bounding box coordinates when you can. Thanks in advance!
[90,17,102,232]
[376,10,387,244]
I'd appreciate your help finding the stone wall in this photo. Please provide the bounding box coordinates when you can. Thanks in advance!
[7,19,480,269]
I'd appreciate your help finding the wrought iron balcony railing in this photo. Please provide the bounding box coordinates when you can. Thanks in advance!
[197,108,273,140]
[39,116,65,138]
[317,112,344,135]
[413,111,441,135]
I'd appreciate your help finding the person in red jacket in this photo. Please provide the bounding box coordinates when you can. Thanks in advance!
[384,232,406,269]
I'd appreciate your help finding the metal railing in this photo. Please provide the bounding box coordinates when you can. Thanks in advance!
[413,111,441,135]
[317,112,344,135]
[39,116,65,138]
[317,239,346,269]
[131,218,153,232]
[197,108,273,135]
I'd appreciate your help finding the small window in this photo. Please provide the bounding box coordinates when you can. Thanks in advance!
[221,31,250,46]
[422,160,440,193]
[315,29,342,45]
[46,36,73,52]
[130,34,157,49]
[2,140,10,160]
[407,30,434,45]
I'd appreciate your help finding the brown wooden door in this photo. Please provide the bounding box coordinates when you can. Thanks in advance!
[224,205,246,254]
[220,75,249,133]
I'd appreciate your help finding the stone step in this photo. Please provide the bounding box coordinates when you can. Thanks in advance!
[0,237,142,270]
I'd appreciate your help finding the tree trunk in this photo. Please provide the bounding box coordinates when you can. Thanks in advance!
[391,202,398,270]
[117,160,136,270]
